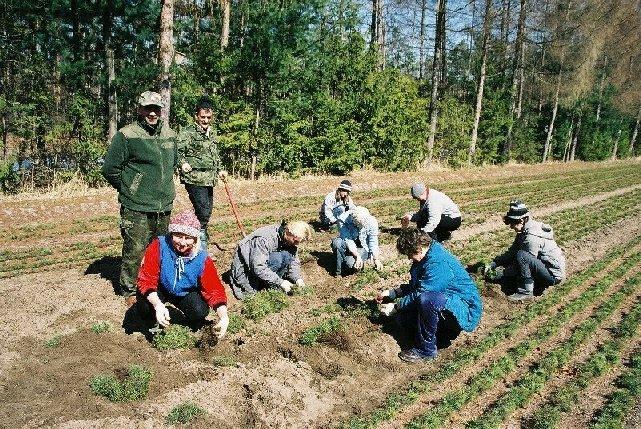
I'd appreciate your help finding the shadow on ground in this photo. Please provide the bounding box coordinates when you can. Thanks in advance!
[85,256,120,294]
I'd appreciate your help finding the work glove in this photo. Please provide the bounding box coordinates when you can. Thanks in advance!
[218,170,228,182]
[280,279,293,294]
[296,278,306,288]
[376,289,391,303]
[354,256,364,270]
[400,213,412,228]
[379,303,397,317]
[373,257,383,271]
[154,303,171,327]
[214,305,229,339]
[181,162,192,173]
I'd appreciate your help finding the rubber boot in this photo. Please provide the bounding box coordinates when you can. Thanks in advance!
[508,281,534,302]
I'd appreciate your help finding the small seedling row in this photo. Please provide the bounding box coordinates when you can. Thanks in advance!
[344,236,641,429]
[405,258,641,429]
[463,273,641,429]
[589,352,641,429]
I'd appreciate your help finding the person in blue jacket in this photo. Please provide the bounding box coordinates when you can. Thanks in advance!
[377,228,483,363]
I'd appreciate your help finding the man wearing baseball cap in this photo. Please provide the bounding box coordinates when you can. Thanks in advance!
[319,179,356,230]
[102,91,178,306]
[401,182,462,242]
[485,200,566,301]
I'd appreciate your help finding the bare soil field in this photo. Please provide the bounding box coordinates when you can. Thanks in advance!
[1,159,641,429]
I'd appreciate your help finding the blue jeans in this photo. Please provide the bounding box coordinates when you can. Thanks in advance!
[331,237,368,276]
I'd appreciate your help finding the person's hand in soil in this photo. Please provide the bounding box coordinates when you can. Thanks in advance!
[379,303,397,317]
[214,305,229,339]
[376,289,392,303]
[147,291,171,327]
[280,279,293,294]
[354,256,364,270]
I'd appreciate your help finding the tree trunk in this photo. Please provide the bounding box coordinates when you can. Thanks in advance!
[504,0,527,159]
[611,128,622,160]
[424,0,447,165]
[159,0,175,120]
[250,106,260,181]
[419,0,427,79]
[630,106,640,155]
[542,77,561,162]
[71,0,81,61]
[563,115,574,162]
[371,0,385,71]
[595,71,605,122]
[468,0,493,165]
[103,0,118,140]
[570,115,581,161]
[220,0,230,49]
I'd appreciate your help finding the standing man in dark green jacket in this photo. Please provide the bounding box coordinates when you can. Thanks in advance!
[102,91,178,306]
[177,97,226,249]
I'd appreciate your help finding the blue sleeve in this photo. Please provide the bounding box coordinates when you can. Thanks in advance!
[396,259,450,311]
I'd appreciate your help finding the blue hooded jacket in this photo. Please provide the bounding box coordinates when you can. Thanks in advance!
[395,241,482,332]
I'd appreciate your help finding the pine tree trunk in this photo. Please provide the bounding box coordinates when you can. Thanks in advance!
[425,0,447,165]
[570,115,581,161]
[159,0,175,120]
[630,106,640,155]
[563,116,574,162]
[103,0,118,140]
[611,129,622,160]
[595,72,605,122]
[468,0,493,165]
[542,78,560,162]
[504,0,527,159]
[371,0,385,71]
[220,0,230,49]
[419,0,427,79]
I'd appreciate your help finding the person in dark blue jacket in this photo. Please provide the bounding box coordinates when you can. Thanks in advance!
[377,228,483,363]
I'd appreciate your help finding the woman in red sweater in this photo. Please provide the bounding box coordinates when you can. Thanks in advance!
[135,210,229,338]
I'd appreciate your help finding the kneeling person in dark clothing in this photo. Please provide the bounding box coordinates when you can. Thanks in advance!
[135,210,229,337]
[377,229,483,363]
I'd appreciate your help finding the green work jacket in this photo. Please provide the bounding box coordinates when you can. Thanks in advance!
[177,123,221,187]
[102,120,177,213]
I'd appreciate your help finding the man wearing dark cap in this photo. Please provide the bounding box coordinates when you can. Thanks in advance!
[102,91,178,306]
[319,179,356,230]
[485,200,565,301]
[401,182,461,242]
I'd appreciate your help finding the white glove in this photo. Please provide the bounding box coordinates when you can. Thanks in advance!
[380,303,397,317]
[373,258,383,271]
[214,305,229,339]
[354,256,364,270]
[401,213,412,228]
[296,278,306,288]
[181,162,192,173]
[280,280,293,294]
[376,289,391,303]
[154,303,171,327]
[218,170,228,181]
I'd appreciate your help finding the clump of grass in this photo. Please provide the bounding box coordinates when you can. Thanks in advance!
[226,314,246,334]
[44,335,62,348]
[242,289,289,321]
[350,268,380,291]
[309,303,341,317]
[166,402,206,424]
[89,364,152,402]
[299,316,343,346]
[292,283,314,296]
[152,325,197,351]
[212,355,236,367]
[91,321,112,334]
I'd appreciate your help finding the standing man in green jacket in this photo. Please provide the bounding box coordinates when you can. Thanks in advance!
[102,91,178,306]
[177,97,226,249]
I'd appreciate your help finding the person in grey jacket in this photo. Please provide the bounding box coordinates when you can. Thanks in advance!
[229,220,312,300]
[401,183,462,242]
[331,206,383,277]
[319,179,356,230]
[486,200,566,301]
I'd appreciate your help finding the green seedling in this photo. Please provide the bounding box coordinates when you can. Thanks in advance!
[242,289,289,321]
[89,364,152,402]
[91,321,112,334]
[226,314,246,334]
[166,402,206,424]
[212,355,237,367]
[299,316,343,346]
[44,335,62,348]
[152,325,197,351]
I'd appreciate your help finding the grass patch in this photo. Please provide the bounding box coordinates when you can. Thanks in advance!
[152,325,197,351]
[226,314,246,334]
[299,316,343,346]
[212,355,237,367]
[91,321,112,334]
[44,335,62,348]
[166,402,206,424]
[242,289,289,321]
[89,364,152,402]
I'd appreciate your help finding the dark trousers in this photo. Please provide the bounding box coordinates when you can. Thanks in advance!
[184,184,214,233]
[136,289,209,330]
[397,291,461,356]
[119,207,170,296]
[504,250,558,293]
[430,215,462,242]
[230,250,295,299]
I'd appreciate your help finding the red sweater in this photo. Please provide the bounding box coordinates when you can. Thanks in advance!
[137,238,227,308]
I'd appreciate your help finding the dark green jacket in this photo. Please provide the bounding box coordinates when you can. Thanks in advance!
[102,120,177,213]
[177,123,221,187]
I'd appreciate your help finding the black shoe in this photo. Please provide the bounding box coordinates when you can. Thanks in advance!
[399,348,437,363]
